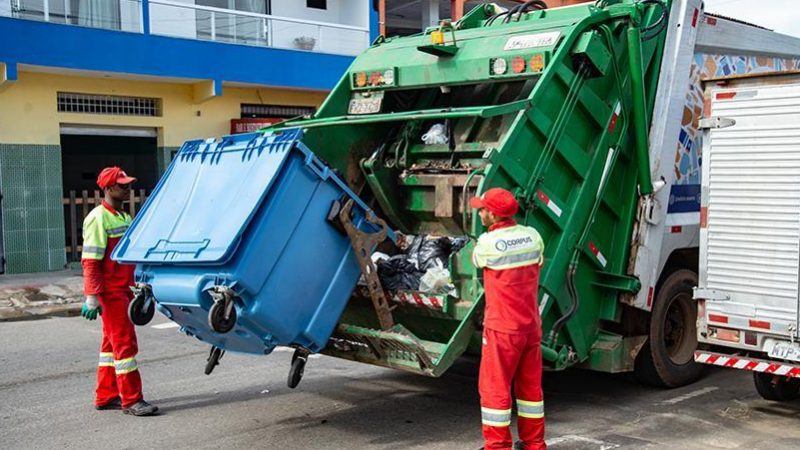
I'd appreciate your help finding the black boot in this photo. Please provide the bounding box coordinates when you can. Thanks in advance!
[122,400,159,416]
[95,397,122,410]
[513,441,524,450]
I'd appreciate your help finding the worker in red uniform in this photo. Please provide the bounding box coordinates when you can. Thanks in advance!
[81,167,158,416]
[470,188,546,450]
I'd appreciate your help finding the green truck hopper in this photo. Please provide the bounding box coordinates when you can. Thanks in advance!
[265,0,700,387]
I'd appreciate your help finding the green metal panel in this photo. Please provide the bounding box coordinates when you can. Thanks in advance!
[273,0,671,376]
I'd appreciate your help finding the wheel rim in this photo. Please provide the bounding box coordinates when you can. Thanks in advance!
[663,292,696,365]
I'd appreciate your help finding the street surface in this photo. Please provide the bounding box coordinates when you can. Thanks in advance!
[2,315,800,450]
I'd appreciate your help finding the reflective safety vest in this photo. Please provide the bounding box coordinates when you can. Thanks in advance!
[81,202,135,295]
[473,221,545,335]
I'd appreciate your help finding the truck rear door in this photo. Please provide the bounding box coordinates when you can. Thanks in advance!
[698,81,800,350]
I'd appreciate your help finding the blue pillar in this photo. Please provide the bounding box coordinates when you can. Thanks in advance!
[142,0,151,35]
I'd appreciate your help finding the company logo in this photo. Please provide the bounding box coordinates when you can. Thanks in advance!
[495,236,534,252]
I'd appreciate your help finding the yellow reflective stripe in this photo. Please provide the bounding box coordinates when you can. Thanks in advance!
[481,406,512,427]
[482,418,512,427]
[481,407,512,415]
[114,357,138,374]
[98,352,114,367]
[517,399,544,419]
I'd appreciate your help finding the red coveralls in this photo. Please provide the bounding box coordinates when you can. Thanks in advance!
[473,219,546,450]
[82,201,142,408]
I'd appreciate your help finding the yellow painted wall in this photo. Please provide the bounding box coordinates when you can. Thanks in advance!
[0,71,328,146]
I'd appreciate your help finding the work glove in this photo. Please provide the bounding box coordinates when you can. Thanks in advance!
[81,295,102,321]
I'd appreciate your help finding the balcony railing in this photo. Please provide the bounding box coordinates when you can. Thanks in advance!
[1,0,371,56]
[3,0,143,32]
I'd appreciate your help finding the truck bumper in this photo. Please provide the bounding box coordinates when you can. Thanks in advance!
[695,350,800,378]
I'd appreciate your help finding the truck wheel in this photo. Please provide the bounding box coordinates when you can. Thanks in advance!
[754,372,800,401]
[635,269,703,388]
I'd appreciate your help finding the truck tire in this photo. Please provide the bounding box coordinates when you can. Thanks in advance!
[635,269,703,388]
[753,372,800,401]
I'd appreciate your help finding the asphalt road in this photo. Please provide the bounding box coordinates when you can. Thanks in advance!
[2,315,800,450]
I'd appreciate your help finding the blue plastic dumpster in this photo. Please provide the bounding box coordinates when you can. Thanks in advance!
[113,128,391,360]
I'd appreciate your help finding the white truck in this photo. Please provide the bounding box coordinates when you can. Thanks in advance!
[694,71,800,401]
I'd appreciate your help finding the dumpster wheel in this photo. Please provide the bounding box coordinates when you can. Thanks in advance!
[209,300,237,334]
[128,288,155,326]
[205,346,225,375]
[288,349,309,389]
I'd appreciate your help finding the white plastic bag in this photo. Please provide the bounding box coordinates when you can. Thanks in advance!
[418,260,455,295]
[421,124,449,145]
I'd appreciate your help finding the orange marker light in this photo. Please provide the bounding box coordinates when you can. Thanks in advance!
[431,30,445,45]
[511,56,526,74]
[530,54,545,72]
[355,72,367,87]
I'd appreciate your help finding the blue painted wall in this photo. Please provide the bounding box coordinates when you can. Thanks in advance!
[0,1,378,91]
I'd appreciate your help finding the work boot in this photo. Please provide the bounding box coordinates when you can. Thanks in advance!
[94,397,122,410]
[513,441,524,450]
[122,400,159,416]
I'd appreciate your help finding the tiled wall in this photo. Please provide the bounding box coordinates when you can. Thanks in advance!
[0,144,67,273]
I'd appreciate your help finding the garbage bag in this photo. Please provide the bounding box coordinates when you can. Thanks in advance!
[418,260,455,295]
[377,254,425,291]
[377,235,468,292]
[421,124,449,145]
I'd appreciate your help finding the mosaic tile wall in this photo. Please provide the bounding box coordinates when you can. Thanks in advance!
[674,53,800,186]
[0,144,67,273]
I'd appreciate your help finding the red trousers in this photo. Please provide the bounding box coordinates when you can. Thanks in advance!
[479,328,545,450]
[95,290,143,408]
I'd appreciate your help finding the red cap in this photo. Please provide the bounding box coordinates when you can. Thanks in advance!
[470,188,519,218]
[97,167,137,189]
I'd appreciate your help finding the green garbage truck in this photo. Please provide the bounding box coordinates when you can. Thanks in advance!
[260,0,800,388]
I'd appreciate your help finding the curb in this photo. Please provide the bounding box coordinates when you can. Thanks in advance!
[0,302,83,323]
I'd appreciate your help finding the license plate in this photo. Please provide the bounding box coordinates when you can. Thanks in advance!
[348,97,382,115]
[768,339,800,363]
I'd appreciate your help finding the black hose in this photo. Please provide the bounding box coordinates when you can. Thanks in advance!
[639,0,668,41]
[503,0,547,24]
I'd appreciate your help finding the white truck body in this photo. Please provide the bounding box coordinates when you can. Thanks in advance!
[695,73,800,378]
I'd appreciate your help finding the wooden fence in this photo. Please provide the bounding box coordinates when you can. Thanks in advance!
[63,189,149,262]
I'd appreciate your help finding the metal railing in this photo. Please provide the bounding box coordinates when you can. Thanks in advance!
[1,0,370,56]
[148,0,370,56]
[3,0,143,32]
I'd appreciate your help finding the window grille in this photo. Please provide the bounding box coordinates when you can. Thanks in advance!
[241,104,316,118]
[57,92,162,117]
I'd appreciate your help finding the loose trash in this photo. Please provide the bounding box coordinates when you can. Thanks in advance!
[421,123,449,145]
[377,235,467,293]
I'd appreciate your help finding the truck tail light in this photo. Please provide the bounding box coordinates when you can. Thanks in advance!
[491,58,508,75]
[355,72,367,87]
[530,54,544,72]
[708,326,740,343]
[512,56,526,74]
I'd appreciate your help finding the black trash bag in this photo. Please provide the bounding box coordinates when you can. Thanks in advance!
[376,255,424,291]
[377,235,468,291]
[405,236,468,272]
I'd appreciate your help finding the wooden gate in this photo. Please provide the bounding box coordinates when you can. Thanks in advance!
[63,189,149,262]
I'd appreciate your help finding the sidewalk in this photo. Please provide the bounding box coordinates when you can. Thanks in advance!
[0,268,85,321]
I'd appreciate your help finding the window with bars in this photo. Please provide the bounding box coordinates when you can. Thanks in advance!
[241,104,316,119]
[57,92,162,117]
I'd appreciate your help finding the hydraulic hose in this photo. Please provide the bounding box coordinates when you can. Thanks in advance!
[503,0,548,24]
[639,0,668,41]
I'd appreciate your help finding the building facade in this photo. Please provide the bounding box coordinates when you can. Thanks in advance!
[0,0,377,274]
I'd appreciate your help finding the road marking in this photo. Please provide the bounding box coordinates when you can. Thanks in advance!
[661,386,719,405]
[546,435,619,450]
[151,322,181,329]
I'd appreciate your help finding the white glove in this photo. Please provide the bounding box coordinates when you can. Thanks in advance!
[85,295,100,310]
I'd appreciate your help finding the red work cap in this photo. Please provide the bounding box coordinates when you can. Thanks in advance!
[469,188,519,218]
[97,167,137,189]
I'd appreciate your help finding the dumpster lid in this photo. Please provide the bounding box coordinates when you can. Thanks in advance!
[113,129,310,264]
